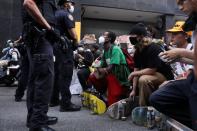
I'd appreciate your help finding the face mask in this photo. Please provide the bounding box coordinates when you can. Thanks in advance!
[68,5,74,13]
[127,48,133,54]
[129,37,139,45]
[7,40,14,47]
[98,36,105,44]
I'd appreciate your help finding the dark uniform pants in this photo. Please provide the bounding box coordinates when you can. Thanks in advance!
[150,71,197,130]
[15,54,29,99]
[26,42,54,128]
[51,61,73,106]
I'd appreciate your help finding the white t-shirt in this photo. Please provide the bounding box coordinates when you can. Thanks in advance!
[174,43,193,77]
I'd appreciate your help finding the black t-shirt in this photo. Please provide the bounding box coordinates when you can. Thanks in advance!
[134,43,174,80]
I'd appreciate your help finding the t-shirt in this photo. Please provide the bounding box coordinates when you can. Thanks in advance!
[102,46,127,66]
[174,43,193,77]
[101,45,130,86]
[134,43,174,80]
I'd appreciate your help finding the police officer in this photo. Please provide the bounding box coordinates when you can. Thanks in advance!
[22,0,58,130]
[14,35,29,102]
[50,0,81,112]
[15,1,31,103]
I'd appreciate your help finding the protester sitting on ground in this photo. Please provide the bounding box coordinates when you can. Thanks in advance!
[88,31,131,106]
[128,23,174,106]
[76,46,94,91]
[166,21,193,79]
[150,0,197,129]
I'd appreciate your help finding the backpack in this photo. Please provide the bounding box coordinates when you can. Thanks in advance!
[103,45,134,72]
[121,48,134,72]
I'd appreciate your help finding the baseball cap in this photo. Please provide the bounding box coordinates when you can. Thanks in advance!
[167,21,185,32]
[129,23,147,36]
[167,21,193,36]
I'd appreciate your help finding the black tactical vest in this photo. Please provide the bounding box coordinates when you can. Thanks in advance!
[22,0,58,26]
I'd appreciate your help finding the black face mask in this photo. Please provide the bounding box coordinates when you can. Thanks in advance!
[129,37,139,45]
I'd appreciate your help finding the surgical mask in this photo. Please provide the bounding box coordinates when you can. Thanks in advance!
[98,36,105,44]
[127,48,133,54]
[7,40,14,47]
[68,5,74,13]
[129,37,139,45]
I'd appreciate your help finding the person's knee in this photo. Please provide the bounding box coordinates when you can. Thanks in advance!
[149,92,157,106]
[138,75,150,86]
[149,91,163,110]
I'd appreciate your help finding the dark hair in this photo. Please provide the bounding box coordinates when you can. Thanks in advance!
[129,23,147,36]
[107,31,116,43]
[92,44,99,50]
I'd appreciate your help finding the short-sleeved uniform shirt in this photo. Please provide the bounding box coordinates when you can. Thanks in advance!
[55,9,75,39]
[55,9,75,64]
[134,43,174,80]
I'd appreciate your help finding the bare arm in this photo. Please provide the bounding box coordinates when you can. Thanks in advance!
[23,0,51,30]
[180,57,194,65]
[136,68,157,76]
[179,49,194,60]
[68,28,78,43]
[160,48,194,61]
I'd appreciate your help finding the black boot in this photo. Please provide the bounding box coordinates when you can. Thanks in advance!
[27,116,58,128]
[60,103,81,112]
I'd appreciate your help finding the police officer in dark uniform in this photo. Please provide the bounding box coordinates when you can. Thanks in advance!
[22,0,58,130]
[50,0,81,112]
[14,35,29,102]
[14,1,29,102]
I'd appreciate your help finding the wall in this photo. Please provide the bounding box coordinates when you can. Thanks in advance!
[80,0,177,14]
[0,0,185,50]
[0,0,22,49]
[82,19,136,38]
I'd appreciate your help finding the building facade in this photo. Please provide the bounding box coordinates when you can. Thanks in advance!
[0,0,186,49]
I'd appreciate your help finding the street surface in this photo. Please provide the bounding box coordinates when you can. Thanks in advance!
[0,85,153,131]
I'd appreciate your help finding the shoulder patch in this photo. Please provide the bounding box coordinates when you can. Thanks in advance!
[68,14,74,21]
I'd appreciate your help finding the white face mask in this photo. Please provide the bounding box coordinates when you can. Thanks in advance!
[127,48,133,54]
[68,5,74,13]
[98,36,105,44]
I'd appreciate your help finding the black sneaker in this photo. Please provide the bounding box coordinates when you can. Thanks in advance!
[60,103,81,112]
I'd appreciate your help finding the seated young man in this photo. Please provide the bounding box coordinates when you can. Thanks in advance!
[166,21,193,79]
[150,0,197,129]
[88,31,131,106]
[128,23,174,106]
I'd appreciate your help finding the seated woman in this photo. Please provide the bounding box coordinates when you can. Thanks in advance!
[88,31,131,106]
